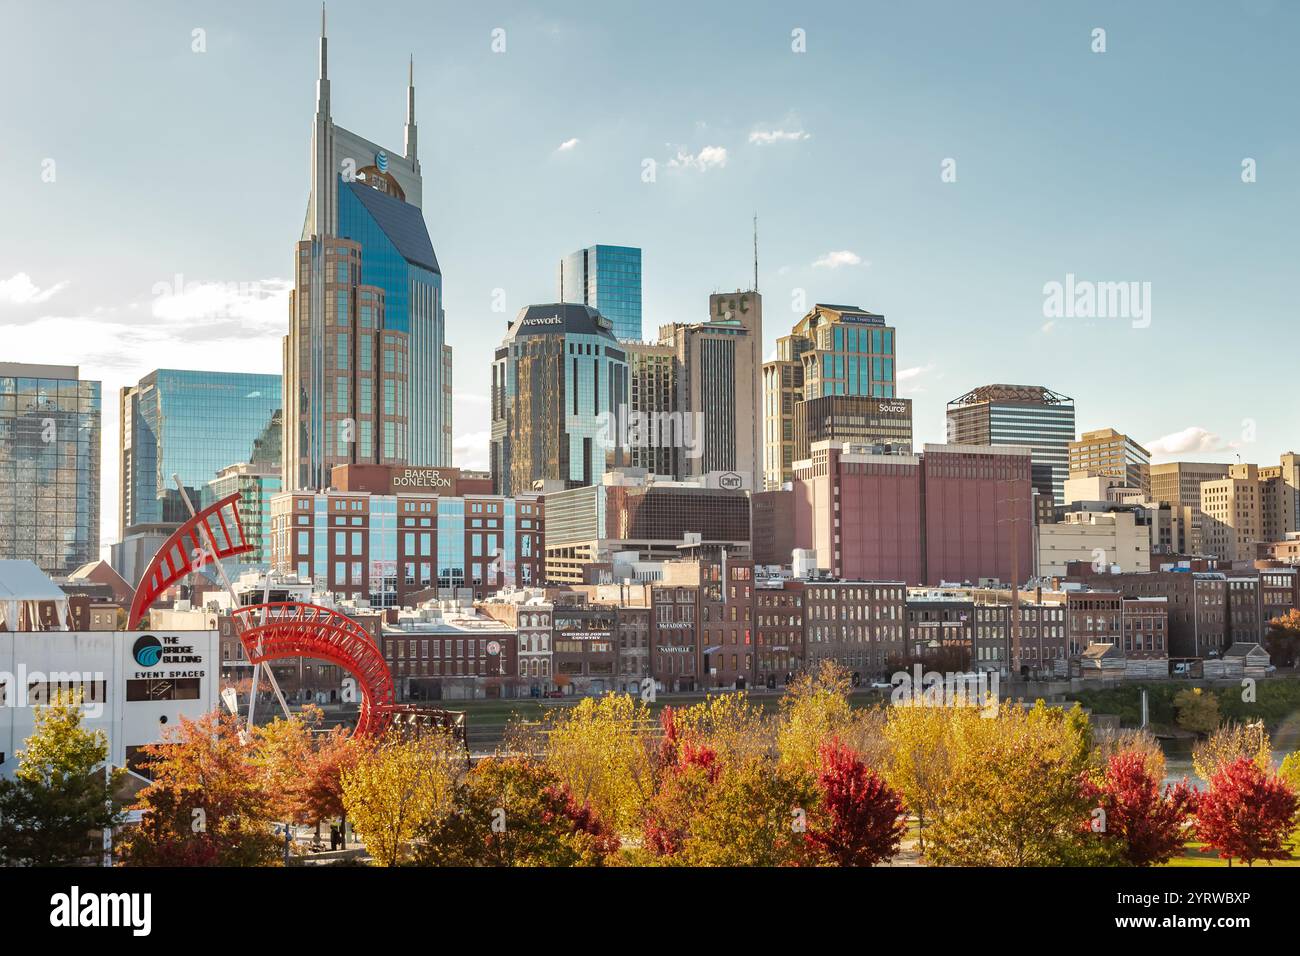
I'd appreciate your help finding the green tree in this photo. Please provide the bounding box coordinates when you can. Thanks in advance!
[776,661,856,772]
[1173,687,1220,736]
[0,697,123,866]
[416,757,619,866]
[1192,721,1271,782]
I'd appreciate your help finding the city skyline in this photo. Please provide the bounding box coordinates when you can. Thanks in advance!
[2,0,1298,551]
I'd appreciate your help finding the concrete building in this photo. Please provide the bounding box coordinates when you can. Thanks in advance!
[284,21,450,492]
[1068,427,1151,496]
[792,394,913,463]
[946,384,1075,504]
[1036,509,1152,578]
[1149,461,1231,554]
[622,341,678,477]
[0,363,101,577]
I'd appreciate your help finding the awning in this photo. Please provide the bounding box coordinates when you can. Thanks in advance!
[702,645,722,655]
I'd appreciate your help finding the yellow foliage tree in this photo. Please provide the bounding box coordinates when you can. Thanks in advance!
[543,693,656,835]
[340,729,462,867]
[1192,721,1271,781]
[670,692,772,770]
[883,702,974,852]
[776,661,858,772]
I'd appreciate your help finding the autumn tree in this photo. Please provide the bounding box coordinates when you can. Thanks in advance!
[0,696,123,866]
[1196,756,1298,867]
[776,661,857,771]
[883,703,969,852]
[1264,609,1300,668]
[340,729,462,867]
[1173,687,1220,736]
[665,693,771,770]
[804,739,906,867]
[925,702,1103,866]
[1095,728,1167,784]
[416,757,619,866]
[673,759,816,867]
[118,711,280,866]
[543,693,657,834]
[1192,721,1271,782]
[1080,749,1197,866]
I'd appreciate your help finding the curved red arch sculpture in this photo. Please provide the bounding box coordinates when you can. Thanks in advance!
[231,602,395,737]
[127,492,254,629]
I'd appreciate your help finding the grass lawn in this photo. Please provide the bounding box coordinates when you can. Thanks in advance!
[1164,839,1300,867]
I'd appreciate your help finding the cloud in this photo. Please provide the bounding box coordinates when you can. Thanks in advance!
[749,128,811,145]
[1041,320,1057,334]
[148,276,291,337]
[812,250,863,269]
[452,430,492,471]
[556,137,580,152]
[0,272,69,305]
[1145,426,1239,457]
[667,145,728,171]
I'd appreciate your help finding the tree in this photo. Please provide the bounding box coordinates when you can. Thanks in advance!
[883,703,968,853]
[1173,687,1220,736]
[776,661,856,771]
[543,693,656,834]
[1196,756,1298,867]
[804,739,906,867]
[667,693,771,771]
[300,728,369,841]
[340,729,461,867]
[674,759,816,867]
[1080,749,1196,866]
[925,702,1103,866]
[416,757,619,866]
[0,697,123,866]
[118,711,281,866]
[1264,609,1300,668]
[1192,721,1270,782]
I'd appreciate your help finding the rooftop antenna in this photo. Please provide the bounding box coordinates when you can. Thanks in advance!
[752,213,759,292]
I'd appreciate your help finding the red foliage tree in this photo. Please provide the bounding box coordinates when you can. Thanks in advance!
[1080,750,1197,866]
[643,711,721,857]
[1196,756,1298,866]
[804,738,906,867]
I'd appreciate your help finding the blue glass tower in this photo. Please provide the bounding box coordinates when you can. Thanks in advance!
[559,245,643,342]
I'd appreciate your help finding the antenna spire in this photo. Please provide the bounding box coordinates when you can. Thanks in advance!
[753,213,759,292]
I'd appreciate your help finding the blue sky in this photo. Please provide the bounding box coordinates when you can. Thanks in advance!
[1,0,1297,548]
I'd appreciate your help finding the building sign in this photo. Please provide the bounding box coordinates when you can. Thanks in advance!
[129,633,207,680]
[877,401,908,414]
[718,472,743,490]
[375,150,389,172]
[486,641,501,656]
[657,621,694,630]
[522,315,564,327]
[392,468,454,489]
[659,645,694,654]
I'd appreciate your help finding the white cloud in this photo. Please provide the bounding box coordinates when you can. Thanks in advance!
[452,430,491,471]
[667,145,728,171]
[556,137,580,152]
[749,128,811,145]
[148,276,291,336]
[812,250,863,269]
[1145,426,1238,457]
[0,272,69,305]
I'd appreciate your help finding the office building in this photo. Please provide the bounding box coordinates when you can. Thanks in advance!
[1068,427,1151,495]
[119,369,281,538]
[946,384,1076,504]
[0,363,101,577]
[490,303,628,497]
[208,462,282,567]
[623,341,678,476]
[558,244,643,342]
[284,20,450,492]
[1148,461,1231,554]
[792,394,913,462]
[1036,510,1152,578]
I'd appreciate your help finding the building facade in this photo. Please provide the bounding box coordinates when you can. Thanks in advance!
[1148,461,1231,554]
[1068,427,1151,495]
[558,244,643,342]
[0,363,101,577]
[946,384,1076,504]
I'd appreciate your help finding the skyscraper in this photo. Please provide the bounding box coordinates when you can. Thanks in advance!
[558,245,643,342]
[1068,427,1151,495]
[490,303,629,497]
[0,363,100,577]
[284,16,450,491]
[119,369,282,534]
[946,384,1076,505]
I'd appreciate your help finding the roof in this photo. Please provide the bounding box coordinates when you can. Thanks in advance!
[502,303,617,343]
[0,560,67,602]
[1224,642,1269,659]
[947,384,1074,408]
[343,181,440,275]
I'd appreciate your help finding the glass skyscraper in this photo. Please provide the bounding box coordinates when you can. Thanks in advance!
[558,245,643,342]
[119,369,282,535]
[0,363,101,577]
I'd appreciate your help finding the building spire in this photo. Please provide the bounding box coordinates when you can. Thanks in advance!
[404,53,418,161]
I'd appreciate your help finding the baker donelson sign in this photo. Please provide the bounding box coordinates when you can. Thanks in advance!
[392,468,454,489]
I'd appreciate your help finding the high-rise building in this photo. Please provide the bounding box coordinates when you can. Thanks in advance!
[284,18,449,491]
[1068,427,1151,495]
[946,384,1076,504]
[490,303,628,497]
[1201,456,1300,562]
[208,462,281,567]
[623,341,677,477]
[0,363,101,577]
[1149,461,1232,553]
[657,291,763,487]
[792,394,912,463]
[119,369,281,537]
[558,245,643,342]
[762,303,898,489]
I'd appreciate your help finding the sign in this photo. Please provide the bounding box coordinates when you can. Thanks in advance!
[392,468,453,489]
[129,634,207,680]
[877,401,908,414]
[486,641,501,656]
[375,150,389,173]
[718,472,743,490]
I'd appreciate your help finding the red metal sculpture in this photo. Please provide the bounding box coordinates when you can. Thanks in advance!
[127,492,254,629]
[231,603,395,737]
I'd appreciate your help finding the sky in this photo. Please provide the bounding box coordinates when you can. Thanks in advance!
[1,0,1297,552]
